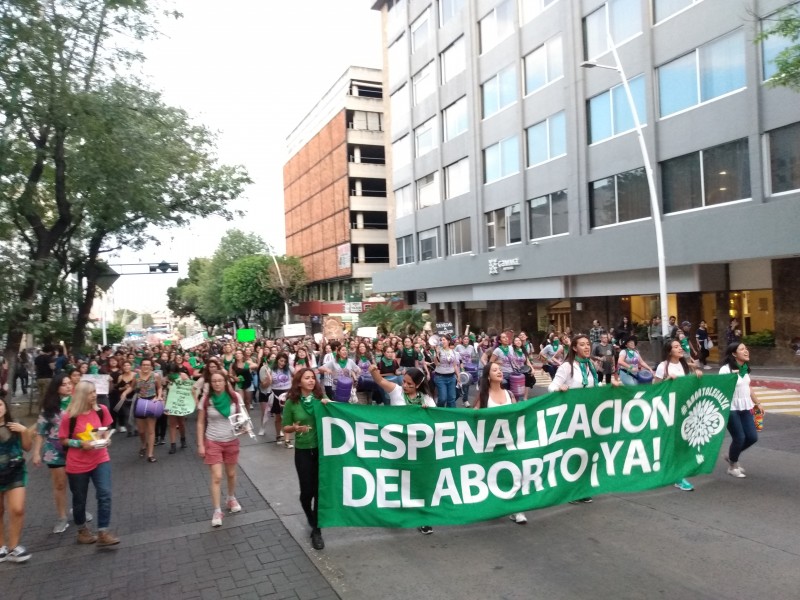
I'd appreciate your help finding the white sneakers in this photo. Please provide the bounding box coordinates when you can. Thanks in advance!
[510,513,528,525]
[211,509,223,527]
[727,467,746,478]
[226,497,242,513]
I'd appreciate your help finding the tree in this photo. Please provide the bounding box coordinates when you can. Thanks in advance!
[758,4,800,90]
[90,323,126,345]
[392,308,430,335]
[261,255,307,325]
[221,255,280,328]
[358,303,396,334]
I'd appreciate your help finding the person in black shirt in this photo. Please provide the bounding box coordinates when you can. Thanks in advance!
[34,345,56,408]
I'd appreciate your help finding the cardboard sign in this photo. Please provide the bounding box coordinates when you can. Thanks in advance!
[323,317,344,340]
[283,323,307,338]
[165,379,196,417]
[80,374,109,395]
[181,332,206,350]
[236,329,256,343]
[356,326,378,339]
[435,322,455,336]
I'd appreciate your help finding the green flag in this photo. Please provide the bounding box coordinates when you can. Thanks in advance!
[315,375,736,528]
[237,328,256,342]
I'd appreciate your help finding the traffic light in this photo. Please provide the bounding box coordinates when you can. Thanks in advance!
[149,261,179,273]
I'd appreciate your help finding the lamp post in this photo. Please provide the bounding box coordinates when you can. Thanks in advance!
[267,244,291,327]
[581,34,670,337]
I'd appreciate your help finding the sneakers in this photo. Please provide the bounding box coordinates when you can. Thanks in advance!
[727,467,746,478]
[156,437,166,446]
[417,526,434,535]
[311,528,325,550]
[118,426,127,433]
[703,365,712,370]
[276,434,284,446]
[510,513,528,525]
[257,428,265,436]
[724,455,746,474]
[0,545,7,562]
[53,518,69,534]
[674,478,695,492]
[70,509,93,523]
[463,401,471,408]
[284,440,294,449]
[569,497,593,505]
[6,545,31,563]
[226,497,242,513]
[96,530,120,546]
[211,509,223,527]
[77,527,97,544]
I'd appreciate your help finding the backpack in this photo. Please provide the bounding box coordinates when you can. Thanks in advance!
[64,408,104,454]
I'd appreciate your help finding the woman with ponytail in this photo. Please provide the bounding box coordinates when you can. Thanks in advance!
[719,342,759,478]
[196,372,244,528]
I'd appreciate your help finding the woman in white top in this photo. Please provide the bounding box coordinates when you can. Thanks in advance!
[367,364,436,535]
[653,339,703,493]
[474,362,526,525]
[719,343,759,478]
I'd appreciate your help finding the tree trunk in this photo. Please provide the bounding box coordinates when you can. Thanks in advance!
[71,233,105,350]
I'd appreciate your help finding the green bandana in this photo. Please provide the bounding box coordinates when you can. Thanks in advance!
[89,365,99,375]
[60,395,71,411]
[498,345,510,356]
[301,394,315,411]
[626,349,636,359]
[381,356,394,367]
[737,363,749,379]
[403,392,423,406]
[680,339,690,355]
[514,347,524,356]
[403,347,415,357]
[551,340,560,352]
[211,391,233,418]
[337,357,348,368]
[296,358,307,366]
[576,357,598,388]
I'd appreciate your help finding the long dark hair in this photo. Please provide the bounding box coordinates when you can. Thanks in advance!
[722,342,750,374]
[287,368,325,403]
[660,340,691,375]
[0,396,15,426]
[564,334,590,369]
[42,375,69,420]
[404,367,432,398]
[477,362,503,409]
[274,352,290,372]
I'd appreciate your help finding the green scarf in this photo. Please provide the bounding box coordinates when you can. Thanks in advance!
[403,347,415,357]
[89,365,99,374]
[626,349,636,360]
[680,338,691,355]
[498,345,510,355]
[737,362,749,379]
[211,391,233,418]
[60,395,71,411]
[576,357,599,388]
[403,392,423,406]
[551,340,560,352]
[381,356,394,367]
[513,347,524,356]
[301,394,315,411]
[337,357,348,368]
[296,358,307,366]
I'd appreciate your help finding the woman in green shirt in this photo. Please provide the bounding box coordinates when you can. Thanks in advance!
[283,368,329,551]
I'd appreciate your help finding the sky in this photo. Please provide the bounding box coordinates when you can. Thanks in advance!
[110,0,382,313]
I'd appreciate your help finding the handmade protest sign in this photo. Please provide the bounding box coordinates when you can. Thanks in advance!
[316,375,736,528]
[165,380,196,417]
[181,332,206,350]
[80,374,109,395]
[237,328,256,343]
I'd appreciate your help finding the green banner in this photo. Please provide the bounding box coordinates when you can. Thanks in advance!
[237,328,256,342]
[316,375,736,528]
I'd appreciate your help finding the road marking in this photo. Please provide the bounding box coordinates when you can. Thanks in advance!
[753,387,800,417]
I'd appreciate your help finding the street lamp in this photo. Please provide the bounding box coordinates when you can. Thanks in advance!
[580,34,670,338]
[266,244,291,327]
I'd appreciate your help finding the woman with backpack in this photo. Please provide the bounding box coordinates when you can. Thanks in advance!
[58,381,118,546]
[196,372,244,528]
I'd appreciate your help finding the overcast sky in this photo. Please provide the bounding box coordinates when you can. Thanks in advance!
[110,1,382,313]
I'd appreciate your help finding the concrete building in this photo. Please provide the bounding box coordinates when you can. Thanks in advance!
[371,0,800,358]
[284,66,395,329]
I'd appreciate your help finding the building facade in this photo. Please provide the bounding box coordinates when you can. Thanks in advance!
[371,0,800,357]
[284,66,395,329]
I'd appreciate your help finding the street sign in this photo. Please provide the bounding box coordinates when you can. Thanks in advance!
[95,263,120,292]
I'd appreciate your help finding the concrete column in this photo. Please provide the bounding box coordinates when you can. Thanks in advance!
[356,213,364,229]
[354,146,362,164]
[358,245,366,263]
[354,179,363,196]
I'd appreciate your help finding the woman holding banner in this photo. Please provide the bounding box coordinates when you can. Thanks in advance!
[367,363,436,535]
[474,362,528,525]
[283,368,329,550]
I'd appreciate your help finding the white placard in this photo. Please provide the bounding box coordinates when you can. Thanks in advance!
[282,323,307,338]
[81,374,109,395]
[181,332,206,350]
[356,326,378,339]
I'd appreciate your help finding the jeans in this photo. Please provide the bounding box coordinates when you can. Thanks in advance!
[68,461,112,529]
[618,370,638,387]
[727,409,758,463]
[435,373,456,408]
[294,448,319,529]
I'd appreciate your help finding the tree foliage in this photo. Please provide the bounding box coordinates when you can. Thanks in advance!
[758,4,800,90]
[90,323,126,345]
[391,308,430,335]
[221,255,278,329]
[357,303,396,334]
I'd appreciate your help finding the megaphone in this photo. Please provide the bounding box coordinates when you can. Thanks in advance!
[428,334,440,347]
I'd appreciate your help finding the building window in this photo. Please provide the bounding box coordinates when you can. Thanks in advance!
[520,0,559,25]
[419,228,440,261]
[348,111,383,131]
[443,96,468,141]
[416,172,440,208]
[661,138,750,213]
[485,205,521,249]
[392,135,411,172]
[588,74,646,143]
[439,0,465,26]
[658,29,746,117]
[584,0,642,60]
[762,12,795,81]
[479,0,515,54]
[526,111,566,166]
[482,64,517,118]
[411,8,430,53]
[524,35,564,95]
[390,85,410,136]
[446,218,472,255]
[387,34,409,87]
[769,121,800,194]
[441,37,466,84]
[589,167,650,228]
[484,136,520,183]
[395,185,413,218]
[653,0,701,24]
[444,157,469,199]
[397,235,414,265]
[529,190,568,239]
[414,116,437,157]
[412,62,435,105]
[387,0,406,37]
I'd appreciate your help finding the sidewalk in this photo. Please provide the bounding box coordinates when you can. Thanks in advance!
[1,419,339,600]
